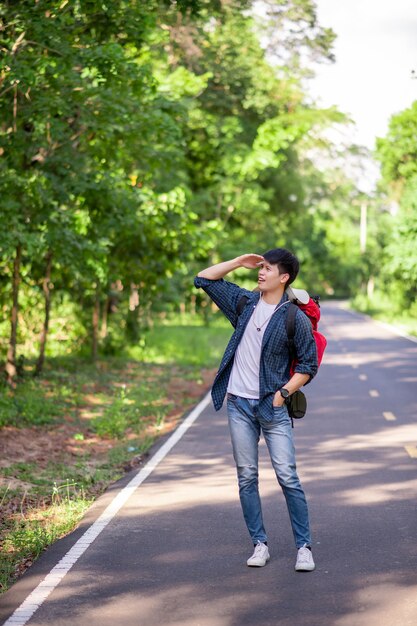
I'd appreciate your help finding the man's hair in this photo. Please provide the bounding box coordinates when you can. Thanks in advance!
[262,247,299,285]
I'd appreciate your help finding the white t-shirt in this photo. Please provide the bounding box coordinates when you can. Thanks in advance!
[227,298,278,399]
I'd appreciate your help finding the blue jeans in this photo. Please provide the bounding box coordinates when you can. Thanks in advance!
[227,394,311,548]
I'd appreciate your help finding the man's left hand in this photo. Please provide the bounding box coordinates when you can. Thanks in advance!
[272,391,286,407]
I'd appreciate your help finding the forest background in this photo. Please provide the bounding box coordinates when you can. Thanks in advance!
[0,0,416,593]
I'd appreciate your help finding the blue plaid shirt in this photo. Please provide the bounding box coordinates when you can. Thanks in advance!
[194,276,317,422]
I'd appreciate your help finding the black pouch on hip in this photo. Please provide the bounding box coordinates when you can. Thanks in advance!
[286,390,307,419]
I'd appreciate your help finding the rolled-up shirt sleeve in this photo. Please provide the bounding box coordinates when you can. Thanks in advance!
[194,276,251,328]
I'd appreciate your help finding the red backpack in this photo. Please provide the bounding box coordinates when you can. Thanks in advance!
[286,295,327,376]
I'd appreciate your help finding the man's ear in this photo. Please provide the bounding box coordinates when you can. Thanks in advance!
[280,273,290,284]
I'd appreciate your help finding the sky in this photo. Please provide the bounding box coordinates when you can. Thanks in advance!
[309,0,417,151]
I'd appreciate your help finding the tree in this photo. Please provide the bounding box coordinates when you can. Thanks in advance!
[155,1,343,281]
[0,0,198,375]
[375,101,417,308]
[1,0,361,378]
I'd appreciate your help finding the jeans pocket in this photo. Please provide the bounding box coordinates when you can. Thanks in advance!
[272,404,291,423]
[273,404,287,413]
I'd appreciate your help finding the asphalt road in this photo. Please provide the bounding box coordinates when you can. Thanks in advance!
[1,301,417,626]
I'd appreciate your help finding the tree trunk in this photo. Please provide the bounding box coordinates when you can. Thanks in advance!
[100,295,111,339]
[5,244,22,386]
[35,251,53,376]
[92,289,100,361]
[190,294,196,316]
[367,276,375,299]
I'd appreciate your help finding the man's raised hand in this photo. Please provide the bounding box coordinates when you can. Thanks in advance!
[197,254,265,280]
[237,254,265,269]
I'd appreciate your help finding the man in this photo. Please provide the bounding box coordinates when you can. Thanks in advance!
[194,248,317,571]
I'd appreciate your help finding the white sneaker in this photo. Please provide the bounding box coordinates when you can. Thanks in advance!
[247,541,270,567]
[295,544,315,571]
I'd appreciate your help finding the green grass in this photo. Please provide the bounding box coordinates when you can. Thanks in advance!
[127,316,231,366]
[0,380,67,428]
[0,315,231,431]
[90,384,173,440]
[0,485,92,593]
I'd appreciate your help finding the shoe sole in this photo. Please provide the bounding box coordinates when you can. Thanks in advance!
[247,556,270,567]
[295,564,315,572]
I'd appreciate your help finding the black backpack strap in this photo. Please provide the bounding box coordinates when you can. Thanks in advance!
[236,294,249,316]
[286,302,298,361]
[286,302,298,430]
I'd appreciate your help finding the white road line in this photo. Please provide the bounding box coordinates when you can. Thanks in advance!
[359,374,368,381]
[2,391,212,626]
[369,389,379,397]
[374,320,417,345]
[383,412,397,421]
[339,304,417,345]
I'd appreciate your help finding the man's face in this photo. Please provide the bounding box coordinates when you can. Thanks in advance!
[257,261,289,293]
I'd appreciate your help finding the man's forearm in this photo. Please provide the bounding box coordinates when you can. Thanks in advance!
[273,373,310,407]
[197,253,265,280]
[197,257,242,280]
[283,373,310,395]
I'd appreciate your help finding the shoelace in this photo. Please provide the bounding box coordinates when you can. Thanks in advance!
[253,542,266,556]
[297,547,311,563]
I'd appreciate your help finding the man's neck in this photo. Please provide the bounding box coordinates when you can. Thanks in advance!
[261,288,285,305]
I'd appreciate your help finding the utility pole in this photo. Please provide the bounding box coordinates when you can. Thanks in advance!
[359,200,374,297]
[360,201,367,254]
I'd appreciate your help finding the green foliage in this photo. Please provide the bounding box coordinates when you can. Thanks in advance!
[0,483,91,594]
[376,102,417,186]
[91,385,156,439]
[375,101,417,308]
[351,291,417,337]
[0,0,374,380]
[387,212,417,291]
[0,380,64,427]
[128,314,231,366]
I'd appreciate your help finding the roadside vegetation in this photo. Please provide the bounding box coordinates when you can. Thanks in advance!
[351,293,417,337]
